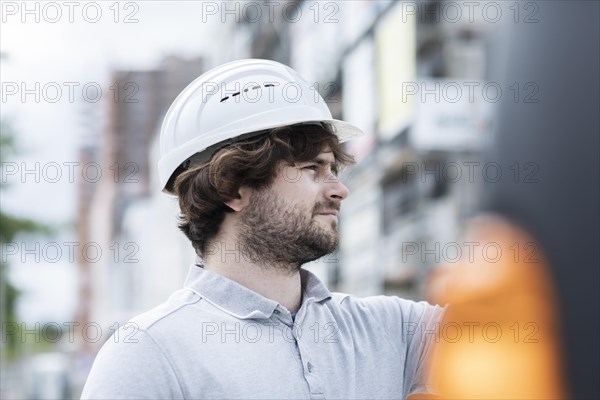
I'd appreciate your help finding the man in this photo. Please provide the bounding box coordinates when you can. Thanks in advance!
[82,59,445,399]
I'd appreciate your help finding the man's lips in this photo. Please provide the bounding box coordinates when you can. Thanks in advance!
[316,210,338,216]
[314,201,340,217]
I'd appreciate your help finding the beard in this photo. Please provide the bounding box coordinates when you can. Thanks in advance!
[237,188,340,272]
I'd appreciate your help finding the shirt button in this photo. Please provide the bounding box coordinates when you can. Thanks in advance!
[273,310,280,314]
[307,362,314,373]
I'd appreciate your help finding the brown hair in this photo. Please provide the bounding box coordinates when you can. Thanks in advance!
[173,124,355,257]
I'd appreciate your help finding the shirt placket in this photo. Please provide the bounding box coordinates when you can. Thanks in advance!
[274,303,325,399]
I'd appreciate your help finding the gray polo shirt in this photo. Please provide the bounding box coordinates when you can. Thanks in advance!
[82,264,446,399]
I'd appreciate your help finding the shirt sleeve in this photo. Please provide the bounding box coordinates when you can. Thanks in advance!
[81,328,184,399]
[360,296,447,398]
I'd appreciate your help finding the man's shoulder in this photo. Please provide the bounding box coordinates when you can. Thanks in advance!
[330,291,434,309]
[328,292,446,323]
[128,287,202,332]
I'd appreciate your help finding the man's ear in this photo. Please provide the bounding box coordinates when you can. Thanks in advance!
[224,186,253,212]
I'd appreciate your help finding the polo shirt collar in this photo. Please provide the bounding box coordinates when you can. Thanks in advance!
[183,261,332,320]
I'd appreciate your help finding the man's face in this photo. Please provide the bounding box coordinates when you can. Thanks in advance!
[237,148,350,270]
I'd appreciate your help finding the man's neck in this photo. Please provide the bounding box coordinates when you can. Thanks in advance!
[203,240,303,313]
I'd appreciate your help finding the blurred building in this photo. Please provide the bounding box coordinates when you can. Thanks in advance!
[230,0,495,298]
[78,56,204,344]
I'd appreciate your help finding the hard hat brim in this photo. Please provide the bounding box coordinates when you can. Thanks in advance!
[159,119,364,193]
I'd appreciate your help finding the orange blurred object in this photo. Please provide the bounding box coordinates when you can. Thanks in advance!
[426,215,567,399]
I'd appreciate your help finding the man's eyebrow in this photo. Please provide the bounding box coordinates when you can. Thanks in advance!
[311,158,334,166]
[296,156,340,168]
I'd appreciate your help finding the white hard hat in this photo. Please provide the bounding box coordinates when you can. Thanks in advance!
[158,59,364,193]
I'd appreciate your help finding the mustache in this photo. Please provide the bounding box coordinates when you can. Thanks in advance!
[313,201,340,215]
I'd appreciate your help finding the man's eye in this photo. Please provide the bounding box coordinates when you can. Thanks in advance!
[304,165,319,171]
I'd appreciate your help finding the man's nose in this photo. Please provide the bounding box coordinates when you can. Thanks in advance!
[325,176,349,201]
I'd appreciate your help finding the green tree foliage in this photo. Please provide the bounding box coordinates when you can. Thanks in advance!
[1,122,52,357]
